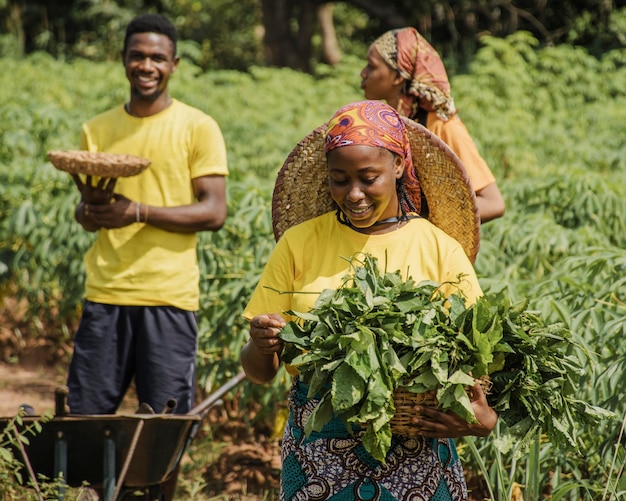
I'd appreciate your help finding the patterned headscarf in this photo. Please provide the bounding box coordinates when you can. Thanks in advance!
[324,100,421,214]
[373,27,456,121]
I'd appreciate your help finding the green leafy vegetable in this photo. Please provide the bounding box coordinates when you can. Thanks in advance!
[279,253,614,462]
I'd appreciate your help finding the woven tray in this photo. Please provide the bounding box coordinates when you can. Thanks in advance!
[390,377,492,437]
[47,150,151,177]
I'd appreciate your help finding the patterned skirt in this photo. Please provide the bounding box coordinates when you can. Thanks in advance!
[280,378,468,501]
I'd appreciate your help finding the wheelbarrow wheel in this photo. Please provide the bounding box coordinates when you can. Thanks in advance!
[146,484,166,501]
[155,465,179,501]
[119,484,165,501]
[119,465,178,501]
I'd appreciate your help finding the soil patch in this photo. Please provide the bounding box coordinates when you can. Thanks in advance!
[0,361,67,417]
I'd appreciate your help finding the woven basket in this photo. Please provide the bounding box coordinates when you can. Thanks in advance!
[390,377,492,437]
[47,150,151,178]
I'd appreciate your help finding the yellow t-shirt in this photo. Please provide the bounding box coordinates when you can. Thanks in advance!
[427,112,496,192]
[80,99,228,311]
[243,212,482,322]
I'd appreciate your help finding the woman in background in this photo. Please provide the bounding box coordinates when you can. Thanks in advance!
[361,27,505,223]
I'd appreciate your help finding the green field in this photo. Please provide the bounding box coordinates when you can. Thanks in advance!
[1,32,625,499]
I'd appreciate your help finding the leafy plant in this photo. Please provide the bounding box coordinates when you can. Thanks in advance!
[279,253,613,462]
[2,32,626,496]
[0,411,47,500]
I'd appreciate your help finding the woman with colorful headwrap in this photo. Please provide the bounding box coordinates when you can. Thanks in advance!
[241,100,497,500]
[361,27,505,223]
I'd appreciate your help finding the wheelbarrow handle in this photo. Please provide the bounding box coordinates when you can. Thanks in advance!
[188,371,247,417]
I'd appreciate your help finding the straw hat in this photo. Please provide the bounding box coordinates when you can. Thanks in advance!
[272,117,480,263]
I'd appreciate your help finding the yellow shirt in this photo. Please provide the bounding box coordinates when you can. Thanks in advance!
[243,212,482,322]
[427,112,496,192]
[81,99,228,310]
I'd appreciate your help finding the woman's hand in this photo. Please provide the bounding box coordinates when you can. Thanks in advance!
[408,381,498,438]
[249,313,286,355]
[241,313,286,385]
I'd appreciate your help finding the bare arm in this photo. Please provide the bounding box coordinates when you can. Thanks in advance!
[137,175,227,233]
[75,174,227,233]
[475,182,505,223]
[240,313,286,385]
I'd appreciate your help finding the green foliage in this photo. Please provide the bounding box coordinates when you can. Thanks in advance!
[279,254,613,462]
[169,0,265,71]
[0,411,104,500]
[481,295,614,457]
[0,416,29,499]
[4,1,625,74]
[0,412,45,499]
[457,32,626,500]
[1,32,626,498]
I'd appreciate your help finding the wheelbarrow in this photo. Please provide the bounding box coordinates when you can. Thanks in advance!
[1,371,247,501]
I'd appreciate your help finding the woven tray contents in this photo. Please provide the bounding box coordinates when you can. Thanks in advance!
[47,150,151,177]
[390,377,492,437]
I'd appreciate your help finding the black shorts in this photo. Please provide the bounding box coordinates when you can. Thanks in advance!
[67,301,198,415]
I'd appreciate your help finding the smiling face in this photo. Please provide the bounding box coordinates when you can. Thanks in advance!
[360,45,404,109]
[122,32,179,114]
[328,144,405,234]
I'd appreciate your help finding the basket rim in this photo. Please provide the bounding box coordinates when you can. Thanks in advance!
[47,150,151,178]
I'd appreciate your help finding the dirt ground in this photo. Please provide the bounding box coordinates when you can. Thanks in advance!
[0,359,140,417]
[0,294,140,417]
[0,359,69,417]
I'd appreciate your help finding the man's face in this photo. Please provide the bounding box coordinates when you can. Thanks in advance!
[122,32,179,103]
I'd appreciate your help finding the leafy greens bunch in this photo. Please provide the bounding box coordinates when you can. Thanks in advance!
[482,297,614,456]
[278,253,612,462]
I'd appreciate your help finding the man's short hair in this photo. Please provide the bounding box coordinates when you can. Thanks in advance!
[123,14,178,55]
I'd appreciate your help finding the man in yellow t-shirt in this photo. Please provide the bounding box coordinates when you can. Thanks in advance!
[66,14,228,416]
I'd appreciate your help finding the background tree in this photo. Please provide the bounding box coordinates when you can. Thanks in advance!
[0,1,624,72]
[261,0,318,71]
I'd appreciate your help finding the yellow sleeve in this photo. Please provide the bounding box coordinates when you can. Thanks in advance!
[189,113,228,178]
[440,244,483,305]
[242,235,295,322]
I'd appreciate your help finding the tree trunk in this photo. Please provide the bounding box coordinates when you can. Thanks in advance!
[6,1,25,55]
[261,0,317,72]
[318,3,341,66]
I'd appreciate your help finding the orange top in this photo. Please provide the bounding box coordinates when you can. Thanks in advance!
[426,112,495,192]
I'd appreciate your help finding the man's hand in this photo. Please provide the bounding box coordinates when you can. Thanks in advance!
[72,174,117,205]
[82,194,137,229]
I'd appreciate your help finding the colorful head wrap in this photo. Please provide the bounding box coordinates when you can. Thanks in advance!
[373,27,456,120]
[324,100,421,214]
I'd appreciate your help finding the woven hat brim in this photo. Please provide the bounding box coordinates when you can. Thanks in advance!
[272,118,480,263]
[47,150,151,178]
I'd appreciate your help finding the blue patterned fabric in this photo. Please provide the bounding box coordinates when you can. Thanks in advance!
[280,379,469,501]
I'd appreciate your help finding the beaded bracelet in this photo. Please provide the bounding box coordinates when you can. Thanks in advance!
[135,202,141,223]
